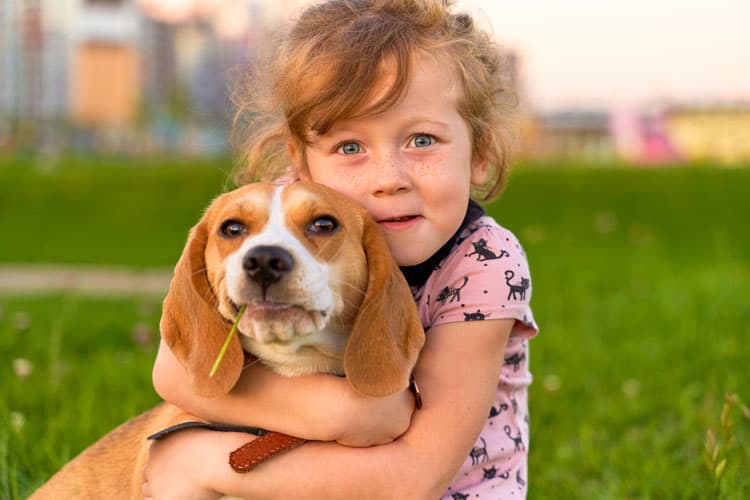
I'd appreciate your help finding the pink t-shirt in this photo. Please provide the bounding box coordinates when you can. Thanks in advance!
[408,214,538,499]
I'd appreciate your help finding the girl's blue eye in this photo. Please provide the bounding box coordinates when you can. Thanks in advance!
[412,134,435,148]
[338,142,361,155]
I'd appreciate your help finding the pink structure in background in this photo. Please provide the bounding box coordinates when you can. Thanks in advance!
[611,107,681,165]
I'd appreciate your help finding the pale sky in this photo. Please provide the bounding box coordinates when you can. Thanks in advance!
[146,0,750,112]
[455,0,750,111]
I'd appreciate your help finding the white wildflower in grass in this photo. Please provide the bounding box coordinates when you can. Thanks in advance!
[594,211,617,234]
[10,411,26,432]
[542,374,562,392]
[622,378,641,398]
[13,311,31,332]
[13,358,33,378]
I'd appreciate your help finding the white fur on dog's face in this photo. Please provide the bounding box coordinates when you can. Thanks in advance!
[225,186,335,341]
[203,182,370,376]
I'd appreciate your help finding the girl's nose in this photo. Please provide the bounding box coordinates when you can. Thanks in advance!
[372,154,412,196]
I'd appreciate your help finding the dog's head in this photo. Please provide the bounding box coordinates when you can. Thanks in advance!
[160,181,425,398]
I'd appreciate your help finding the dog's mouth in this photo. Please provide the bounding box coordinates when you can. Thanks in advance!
[229,300,329,343]
[240,301,299,317]
[230,300,326,317]
[231,300,289,314]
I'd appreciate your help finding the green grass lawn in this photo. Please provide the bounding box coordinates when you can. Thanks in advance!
[1,156,748,498]
[0,154,234,266]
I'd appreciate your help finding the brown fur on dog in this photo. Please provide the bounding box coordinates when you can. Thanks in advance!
[31,181,424,499]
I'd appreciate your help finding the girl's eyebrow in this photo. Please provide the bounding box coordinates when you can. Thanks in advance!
[315,117,451,141]
[402,117,450,131]
[312,128,358,142]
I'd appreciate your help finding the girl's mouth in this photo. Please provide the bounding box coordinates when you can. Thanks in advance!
[383,216,416,222]
[378,215,421,230]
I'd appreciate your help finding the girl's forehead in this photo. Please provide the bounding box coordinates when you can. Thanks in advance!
[307,52,461,133]
[365,51,457,102]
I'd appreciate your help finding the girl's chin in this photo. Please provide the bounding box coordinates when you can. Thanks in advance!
[390,245,440,268]
[381,226,448,267]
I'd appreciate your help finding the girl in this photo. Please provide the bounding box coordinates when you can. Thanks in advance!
[143,0,538,498]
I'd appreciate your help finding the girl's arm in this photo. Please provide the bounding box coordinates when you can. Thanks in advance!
[152,339,415,445]
[144,318,514,499]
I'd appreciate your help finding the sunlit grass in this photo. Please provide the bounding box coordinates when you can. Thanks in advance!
[1,158,748,497]
[0,155,232,266]
[0,295,162,496]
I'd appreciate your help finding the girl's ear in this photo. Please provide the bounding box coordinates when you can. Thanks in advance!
[470,156,489,186]
[286,139,310,180]
[286,139,301,165]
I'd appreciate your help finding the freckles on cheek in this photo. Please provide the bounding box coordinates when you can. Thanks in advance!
[415,160,435,176]
[319,172,364,199]
[417,158,453,178]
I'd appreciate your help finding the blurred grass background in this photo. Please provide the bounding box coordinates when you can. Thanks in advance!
[1,156,748,498]
[0,155,233,266]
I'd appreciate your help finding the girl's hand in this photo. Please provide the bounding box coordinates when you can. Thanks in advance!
[142,428,243,500]
[335,386,415,447]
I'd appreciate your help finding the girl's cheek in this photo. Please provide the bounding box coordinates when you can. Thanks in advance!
[313,172,365,200]
[414,159,437,178]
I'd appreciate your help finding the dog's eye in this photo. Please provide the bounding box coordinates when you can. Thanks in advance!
[220,220,247,238]
[308,216,339,235]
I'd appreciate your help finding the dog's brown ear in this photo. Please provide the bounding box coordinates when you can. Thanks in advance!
[344,217,425,397]
[160,218,243,398]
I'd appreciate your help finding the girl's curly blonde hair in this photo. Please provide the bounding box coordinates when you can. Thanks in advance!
[232,0,518,202]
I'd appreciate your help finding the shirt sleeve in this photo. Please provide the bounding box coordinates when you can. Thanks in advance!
[425,219,538,339]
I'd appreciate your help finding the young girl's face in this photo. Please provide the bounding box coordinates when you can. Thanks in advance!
[295,55,487,266]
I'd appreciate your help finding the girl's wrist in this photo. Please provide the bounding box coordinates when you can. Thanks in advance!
[315,378,363,441]
[201,431,255,495]
[296,378,378,443]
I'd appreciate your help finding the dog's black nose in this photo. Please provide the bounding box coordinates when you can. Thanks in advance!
[243,245,295,287]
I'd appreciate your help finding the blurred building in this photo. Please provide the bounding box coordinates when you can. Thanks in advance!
[72,0,140,127]
[0,1,20,120]
[0,0,69,122]
[665,104,750,166]
[523,104,750,166]
[522,111,616,162]
[610,108,681,165]
[1,0,280,153]
[2,0,748,163]
[609,104,750,166]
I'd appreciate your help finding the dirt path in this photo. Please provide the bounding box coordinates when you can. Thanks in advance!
[0,264,172,296]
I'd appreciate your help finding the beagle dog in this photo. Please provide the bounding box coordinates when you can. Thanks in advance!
[31,181,425,499]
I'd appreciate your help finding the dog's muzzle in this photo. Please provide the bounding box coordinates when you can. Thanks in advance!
[233,244,329,344]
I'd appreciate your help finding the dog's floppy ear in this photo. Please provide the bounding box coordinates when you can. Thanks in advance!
[344,217,425,397]
[160,217,243,398]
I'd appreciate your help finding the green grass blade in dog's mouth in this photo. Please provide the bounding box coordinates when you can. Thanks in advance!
[210,304,247,378]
